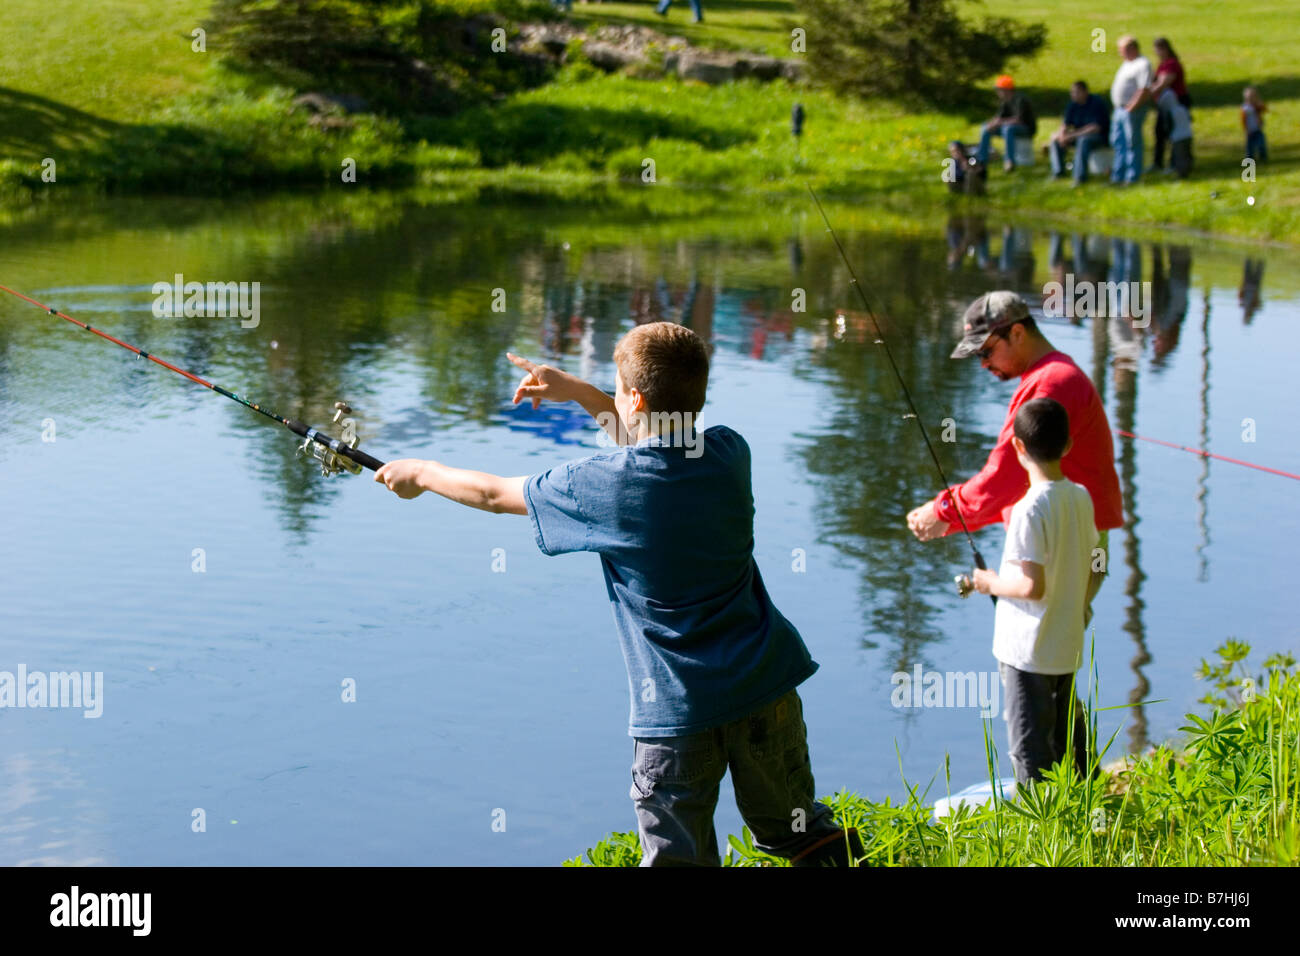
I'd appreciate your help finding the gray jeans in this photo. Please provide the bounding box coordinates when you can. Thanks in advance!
[630,689,842,866]
[999,662,1093,785]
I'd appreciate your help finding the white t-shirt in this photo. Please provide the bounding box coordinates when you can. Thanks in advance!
[1157,88,1193,141]
[1111,56,1152,109]
[992,479,1098,675]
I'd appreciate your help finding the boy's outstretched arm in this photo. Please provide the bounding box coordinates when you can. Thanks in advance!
[973,560,1045,601]
[507,352,626,445]
[375,459,528,515]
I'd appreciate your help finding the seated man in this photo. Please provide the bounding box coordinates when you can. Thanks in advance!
[976,75,1037,172]
[1049,81,1111,185]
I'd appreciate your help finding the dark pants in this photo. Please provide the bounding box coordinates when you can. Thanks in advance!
[999,662,1094,785]
[630,689,845,866]
[1246,130,1268,161]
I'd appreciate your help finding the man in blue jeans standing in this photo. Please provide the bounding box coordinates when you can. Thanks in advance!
[976,75,1036,172]
[1049,80,1110,184]
[1109,36,1153,184]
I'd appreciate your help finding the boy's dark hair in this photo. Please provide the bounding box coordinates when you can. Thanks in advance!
[1072,79,1088,91]
[1014,397,1071,463]
[613,321,710,415]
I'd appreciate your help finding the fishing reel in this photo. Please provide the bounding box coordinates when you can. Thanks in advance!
[955,574,975,599]
[297,401,364,477]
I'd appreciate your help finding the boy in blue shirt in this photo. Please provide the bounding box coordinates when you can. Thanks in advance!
[375,321,860,866]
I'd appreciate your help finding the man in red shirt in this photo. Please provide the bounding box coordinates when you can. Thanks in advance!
[907,291,1124,623]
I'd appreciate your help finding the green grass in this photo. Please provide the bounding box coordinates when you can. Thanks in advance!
[0,1,1295,242]
[0,0,211,160]
[566,640,1300,866]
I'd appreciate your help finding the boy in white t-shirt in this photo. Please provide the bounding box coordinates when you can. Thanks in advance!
[970,397,1101,785]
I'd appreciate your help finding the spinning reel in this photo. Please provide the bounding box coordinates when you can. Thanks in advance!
[297,401,365,477]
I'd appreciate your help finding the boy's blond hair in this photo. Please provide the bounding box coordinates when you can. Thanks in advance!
[613,321,710,416]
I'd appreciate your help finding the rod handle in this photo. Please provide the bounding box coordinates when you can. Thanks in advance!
[973,551,997,606]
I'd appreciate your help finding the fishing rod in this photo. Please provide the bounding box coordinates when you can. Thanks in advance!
[0,283,386,476]
[1115,429,1300,481]
[806,186,994,604]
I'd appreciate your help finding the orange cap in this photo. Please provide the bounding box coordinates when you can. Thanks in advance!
[995,75,1015,90]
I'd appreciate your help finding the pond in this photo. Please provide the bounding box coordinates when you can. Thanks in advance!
[1,189,1297,865]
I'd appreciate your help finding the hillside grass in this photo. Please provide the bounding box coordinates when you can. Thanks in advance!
[0,1,1294,242]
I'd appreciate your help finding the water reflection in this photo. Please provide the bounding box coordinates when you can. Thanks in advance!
[2,199,1293,763]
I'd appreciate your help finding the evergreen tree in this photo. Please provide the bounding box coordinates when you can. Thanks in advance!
[794,0,1047,106]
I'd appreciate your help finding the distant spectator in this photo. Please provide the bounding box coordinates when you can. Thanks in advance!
[1155,87,1193,178]
[1243,87,1268,161]
[975,75,1037,172]
[655,0,703,23]
[947,140,987,195]
[1109,36,1153,185]
[1143,38,1190,174]
[1049,80,1111,185]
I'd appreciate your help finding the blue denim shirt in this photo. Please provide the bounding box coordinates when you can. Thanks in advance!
[524,424,817,736]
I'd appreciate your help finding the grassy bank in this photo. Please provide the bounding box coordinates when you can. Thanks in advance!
[0,1,1294,242]
[565,641,1300,866]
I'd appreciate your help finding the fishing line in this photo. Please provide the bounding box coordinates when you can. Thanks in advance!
[0,282,386,475]
[1115,429,1300,481]
[806,186,994,601]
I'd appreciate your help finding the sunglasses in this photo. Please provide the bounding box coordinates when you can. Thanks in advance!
[977,332,1006,361]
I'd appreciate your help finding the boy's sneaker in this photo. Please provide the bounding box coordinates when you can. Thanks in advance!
[790,827,867,867]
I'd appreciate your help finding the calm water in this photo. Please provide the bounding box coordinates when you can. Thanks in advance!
[1,191,1297,865]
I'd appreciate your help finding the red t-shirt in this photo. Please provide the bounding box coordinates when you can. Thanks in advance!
[933,351,1124,533]
[1157,58,1187,98]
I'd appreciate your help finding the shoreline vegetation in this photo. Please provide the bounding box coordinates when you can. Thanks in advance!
[565,641,1300,866]
[0,1,1294,244]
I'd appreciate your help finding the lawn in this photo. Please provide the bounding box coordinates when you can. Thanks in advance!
[0,1,1294,241]
[0,0,210,161]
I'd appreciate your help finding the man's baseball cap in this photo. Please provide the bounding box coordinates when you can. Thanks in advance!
[994,75,1015,90]
[951,291,1032,358]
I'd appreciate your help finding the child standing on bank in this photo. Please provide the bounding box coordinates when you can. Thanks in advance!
[1242,87,1268,162]
[375,321,861,866]
[970,397,1101,785]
